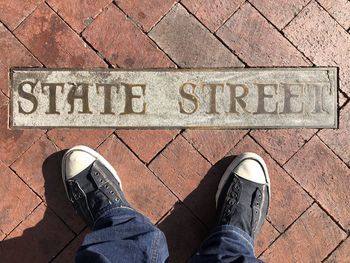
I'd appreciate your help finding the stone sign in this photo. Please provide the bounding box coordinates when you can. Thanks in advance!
[10,68,337,128]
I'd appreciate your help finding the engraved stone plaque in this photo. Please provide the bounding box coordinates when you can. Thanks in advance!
[11,68,337,128]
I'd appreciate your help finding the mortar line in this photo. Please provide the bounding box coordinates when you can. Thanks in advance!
[179,132,213,165]
[247,1,315,66]
[112,2,180,68]
[45,0,111,35]
[146,130,183,165]
[0,89,9,99]
[321,236,349,262]
[43,203,80,235]
[247,132,317,207]
[269,133,350,234]
[314,199,349,234]
[147,1,178,33]
[178,2,247,67]
[0,21,45,68]
[11,2,42,32]
[213,0,247,34]
[278,0,312,31]
[44,2,111,68]
[1,201,43,240]
[82,35,116,68]
[49,226,89,262]
[8,163,44,205]
[315,0,350,32]
[7,131,47,167]
[93,130,117,150]
[316,133,350,170]
[258,201,315,257]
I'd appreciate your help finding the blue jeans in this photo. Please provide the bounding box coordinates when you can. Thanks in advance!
[76,206,262,263]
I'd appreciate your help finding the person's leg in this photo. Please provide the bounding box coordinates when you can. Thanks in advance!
[191,153,270,263]
[61,146,169,263]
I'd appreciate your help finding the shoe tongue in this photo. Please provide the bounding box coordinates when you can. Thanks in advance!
[72,163,96,192]
[217,174,267,237]
[228,179,259,235]
[70,162,112,214]
[86,189,112,216]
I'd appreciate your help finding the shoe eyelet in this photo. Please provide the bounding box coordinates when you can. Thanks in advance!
[104,185,109,189]
[95,172,99,176]
[110,191,114,194]
[99,179,103,183]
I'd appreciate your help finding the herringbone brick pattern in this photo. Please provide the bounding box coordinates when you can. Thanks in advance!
[0,1,349,262]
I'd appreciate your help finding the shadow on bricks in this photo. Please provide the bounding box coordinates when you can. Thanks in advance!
[0,150,82,263]
[157,155,236,262]
[0,152,237,262]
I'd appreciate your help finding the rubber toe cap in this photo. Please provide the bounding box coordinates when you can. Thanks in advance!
[234,159,267,184]
[65,150,95,179]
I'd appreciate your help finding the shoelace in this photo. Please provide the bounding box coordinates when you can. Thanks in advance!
[221,176,241,224]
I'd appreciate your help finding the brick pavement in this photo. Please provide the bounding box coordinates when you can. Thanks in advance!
[0,1,349,262]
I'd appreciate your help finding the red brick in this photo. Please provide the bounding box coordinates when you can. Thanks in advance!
[0,162,40,234]
[97,135,177,223]
[318,0,350,30]
[0,103,45,165]
[0,203,74,262]
[83,4,174,68]
[11,136,58,197]
[14,3,106,68]
[11,136,85,232]
[47,0,112,33]
[0,0,42,30]
[116,0,176,32]
[47,128,113,150]
[0,91,8,107]
[157,203,207,263]
[228,136,313,232]
[182,156,231,227]
[339,92,348,107]
[149,4,243,68]
[182,0,245,32]
[261,204,346,262]
[318,100,350,166]
[216,2,311,67]
[0,70,7,97]
[284,1,350,95]
[53,229,89,263]
[0,230,5,240]
[183,130,248,164]
[0,23,41,95]
[250,0,309,29]
[149,135,211,200]
[325,237,350,263]
[116,129,179,163]
[255,220,279,257]
[284,136,350,230]
[251,129,316,165]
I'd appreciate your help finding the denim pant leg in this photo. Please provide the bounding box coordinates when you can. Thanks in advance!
[191,225,262,263]
[75,206,169,263]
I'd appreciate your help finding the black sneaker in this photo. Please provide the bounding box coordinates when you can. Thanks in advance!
[62,145,131,228]
[216,152,271,239]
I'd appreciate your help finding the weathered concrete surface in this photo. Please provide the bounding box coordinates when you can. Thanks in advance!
[11,68,337,128]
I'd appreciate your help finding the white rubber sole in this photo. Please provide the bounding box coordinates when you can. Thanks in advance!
[215,152,271,207]
[62,145,122,197]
